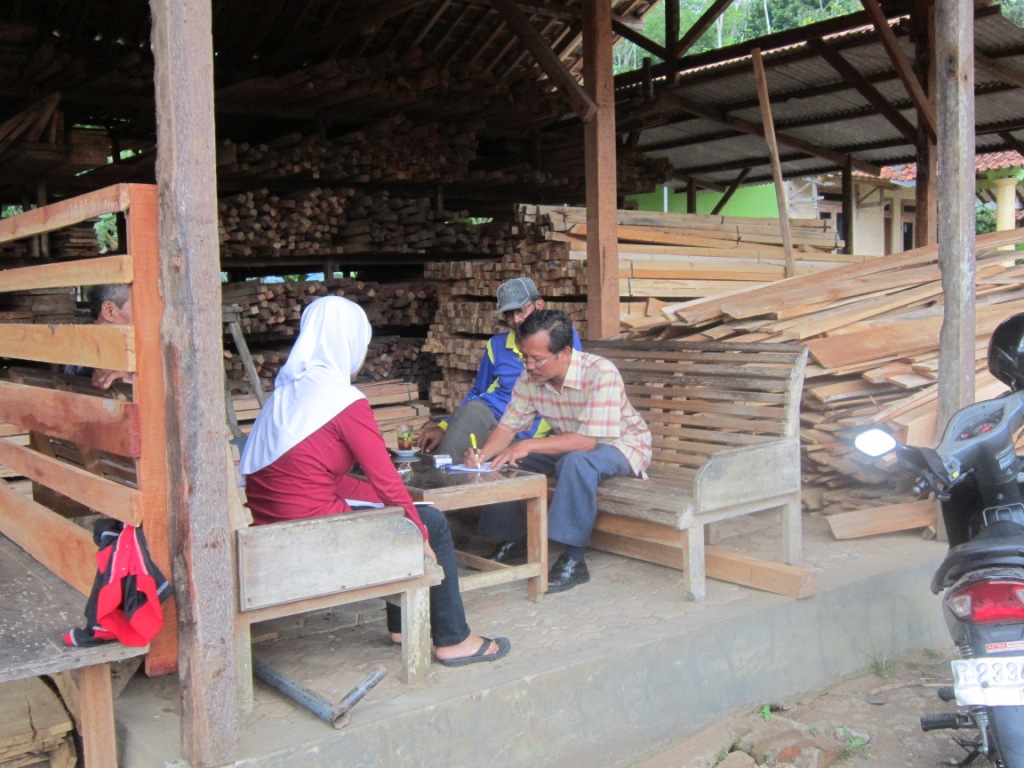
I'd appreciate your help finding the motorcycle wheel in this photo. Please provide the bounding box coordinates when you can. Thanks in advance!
[990,705,1024,767]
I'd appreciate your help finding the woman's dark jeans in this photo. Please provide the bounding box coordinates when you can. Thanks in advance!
[386,505,471,648]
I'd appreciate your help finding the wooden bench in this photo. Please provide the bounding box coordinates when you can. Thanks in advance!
[231,505,441,709]
[0,185,174,764]
[0,535,148,767]
[225,436,442,713]
[584,339,815,601]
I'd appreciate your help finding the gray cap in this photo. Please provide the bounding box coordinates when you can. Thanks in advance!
[496,277,541,314]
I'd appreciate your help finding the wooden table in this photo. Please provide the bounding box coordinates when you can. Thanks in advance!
[0,535,147,767]
[399,461,548,602]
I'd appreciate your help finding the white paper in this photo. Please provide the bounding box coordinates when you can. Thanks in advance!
[346,499,434,508]
[446,463,494,473]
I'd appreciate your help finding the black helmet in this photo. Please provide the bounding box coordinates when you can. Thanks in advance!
[988,313,1024,391]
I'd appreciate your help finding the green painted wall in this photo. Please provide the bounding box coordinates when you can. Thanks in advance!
[628,183,779,218]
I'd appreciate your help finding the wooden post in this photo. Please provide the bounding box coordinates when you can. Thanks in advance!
[150,0,241,765]
[583,0,619,340]
[913,1,937,247]
[841,161,855,255]
[935,0,975,430]
[751,48,795,277]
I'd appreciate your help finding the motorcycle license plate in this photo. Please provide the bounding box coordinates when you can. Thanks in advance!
[952,656,1024,707]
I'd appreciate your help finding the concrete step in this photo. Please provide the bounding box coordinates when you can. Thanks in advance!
[115,513,947,767]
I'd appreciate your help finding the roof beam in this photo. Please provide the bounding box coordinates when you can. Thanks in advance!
[614,3,914,89]
[491,0,596,122]
[710,167,751,215]
[999,131,1024,156]
[674,0,736,59]
[808,36,918,143]
[610,21,668,61]
[975,51,1024,90]
[660,90,881,175]
[859,0,936,140]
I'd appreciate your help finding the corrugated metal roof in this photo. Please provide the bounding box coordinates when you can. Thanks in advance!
[624,7,1024,189]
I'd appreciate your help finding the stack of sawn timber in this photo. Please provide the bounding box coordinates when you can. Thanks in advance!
[522,204,856,301]
[0,678,76,768]
[213,50,666,200]
[229,378,430,451]
[221,279,439,396]
[423,204,852,412]
[622,228,1024,536]
[218,186,520,260]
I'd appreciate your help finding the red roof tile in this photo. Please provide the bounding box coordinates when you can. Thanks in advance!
[882,151,1024,183]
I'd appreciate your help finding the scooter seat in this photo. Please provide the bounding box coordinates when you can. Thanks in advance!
[931,522,1024,593]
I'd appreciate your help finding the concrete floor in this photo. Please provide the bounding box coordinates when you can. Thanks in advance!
[116,510,949,768]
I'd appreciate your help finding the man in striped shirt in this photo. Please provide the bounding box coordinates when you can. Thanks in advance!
[468,309,652,593]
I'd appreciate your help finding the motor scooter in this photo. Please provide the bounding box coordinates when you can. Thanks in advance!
[856,387,1024,767]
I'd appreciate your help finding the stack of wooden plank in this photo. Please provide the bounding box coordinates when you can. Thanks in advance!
[0,678,76,768]
[229,379,430,450]
[218,116,477,186]
[0,287,76,325]
[218,186,520,260]
[621,228,1024,522]
[49,223,104,260]
[522,204,856,299]
[422,204,853,412]
[222,279,439,396]
[213,50,664,201]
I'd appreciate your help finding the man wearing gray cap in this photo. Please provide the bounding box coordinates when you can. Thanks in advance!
[416,276,580,469]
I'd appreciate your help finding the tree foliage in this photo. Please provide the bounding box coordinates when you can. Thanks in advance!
[614,0,1024,74]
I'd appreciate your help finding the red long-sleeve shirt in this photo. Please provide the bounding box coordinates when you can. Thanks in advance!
[244,398,428,539]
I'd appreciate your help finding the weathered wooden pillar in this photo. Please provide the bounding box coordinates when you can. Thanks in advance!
[582,0,619,340]
[935,0,976,429]
[150,0,241,765]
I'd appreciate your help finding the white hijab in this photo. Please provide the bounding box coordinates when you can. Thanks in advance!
[240,295,372,475]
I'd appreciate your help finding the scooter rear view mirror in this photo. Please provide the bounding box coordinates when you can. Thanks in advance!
[854,428,897,457]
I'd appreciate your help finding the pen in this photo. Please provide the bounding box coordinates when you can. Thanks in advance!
[470,433,480,467]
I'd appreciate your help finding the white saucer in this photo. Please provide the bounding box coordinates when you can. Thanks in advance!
[393,448,419,459]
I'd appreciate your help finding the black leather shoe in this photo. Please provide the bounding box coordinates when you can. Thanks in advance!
[488,540,527,565]
[546,553,589,593]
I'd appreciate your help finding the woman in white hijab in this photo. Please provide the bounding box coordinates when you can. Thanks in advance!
[242,296,510,666]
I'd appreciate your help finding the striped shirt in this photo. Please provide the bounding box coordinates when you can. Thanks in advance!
[499,349,652,475]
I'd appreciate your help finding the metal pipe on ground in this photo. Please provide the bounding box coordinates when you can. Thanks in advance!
[253,656,387,729]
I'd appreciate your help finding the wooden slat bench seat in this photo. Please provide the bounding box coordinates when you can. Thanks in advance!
[228,449,442,711]
[0,534,147,767]
[584,339,815,601]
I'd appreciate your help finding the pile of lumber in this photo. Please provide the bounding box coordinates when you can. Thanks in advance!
[214,50,663,203]
[0,678,76,768]
[222,279,439,396]
[361,336,440,386]
[621,228,1024,524]
[218,186,520,259]
[50,222,105,260]
[229,379,431,451]
[218,115,476,185]
[222,278,436,335]
[0,287,76,324]
[221,278,377,339]
[522,204,855,300]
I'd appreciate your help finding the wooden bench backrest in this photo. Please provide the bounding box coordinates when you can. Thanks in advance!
[584,340,808,478]
[0,185,175,674]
